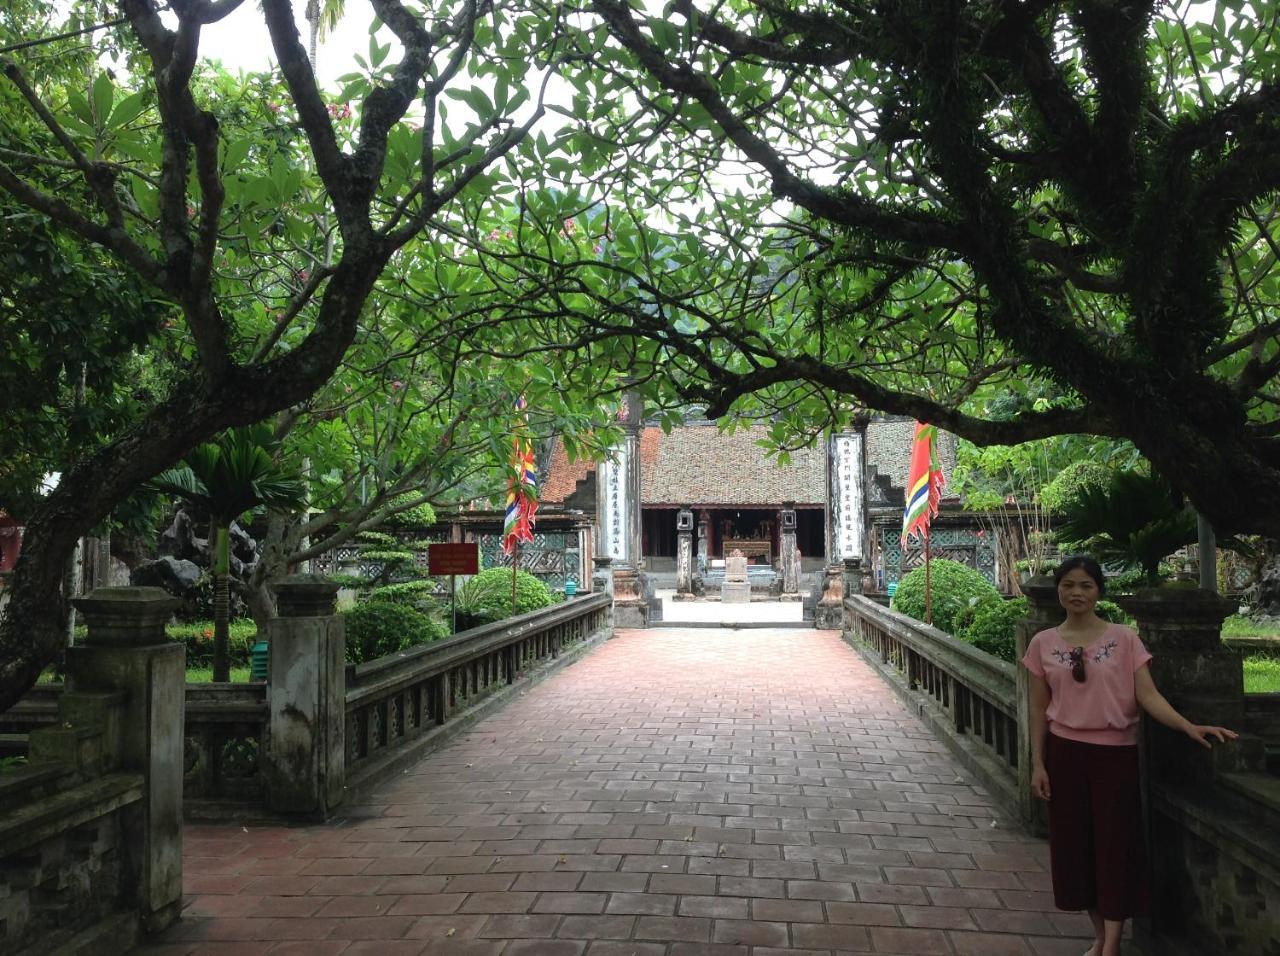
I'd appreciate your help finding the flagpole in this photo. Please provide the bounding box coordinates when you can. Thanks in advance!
[924,527,933,626]
[512,540,519,614]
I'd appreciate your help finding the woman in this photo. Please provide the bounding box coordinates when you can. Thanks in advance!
[1022,555,1236,956]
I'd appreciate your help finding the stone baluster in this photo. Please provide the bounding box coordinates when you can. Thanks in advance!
[264,575,345,818]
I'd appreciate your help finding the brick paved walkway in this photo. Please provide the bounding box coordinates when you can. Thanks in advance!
[138,627,1096,956]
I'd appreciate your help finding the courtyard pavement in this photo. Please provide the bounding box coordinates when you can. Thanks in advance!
[653,591,806,625]
[136,627,1095,955]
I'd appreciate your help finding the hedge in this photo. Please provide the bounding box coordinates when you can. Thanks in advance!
[341,599,447,664]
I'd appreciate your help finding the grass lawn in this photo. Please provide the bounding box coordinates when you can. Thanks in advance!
[1244,657,1280,694]
[185,666,252,683]
[1223,614,1280,638]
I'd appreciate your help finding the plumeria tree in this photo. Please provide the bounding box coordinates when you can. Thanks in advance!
[525,0,1280,539]
[0,0,582,712]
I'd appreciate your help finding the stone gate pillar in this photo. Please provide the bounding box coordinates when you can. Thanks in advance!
[1116,587,1262,950]
[601,392,649,627]
[264,575,345,819]
[675,508,695,599]
[61,586,185,932]
[1015,576,1061,836]
[1117,587,1251,784]
[696,511,709,576]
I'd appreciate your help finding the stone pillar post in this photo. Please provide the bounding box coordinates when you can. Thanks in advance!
[1116,587,1250,785]
[1015,576,1061,836]
[780,503,800,598]
[592,556,615,630]
[675,508,695,600]
[264,575,345,819]
[65,587,185,932]
[842,557,864,598]
[696,511,709,576]
[611,392,649,627]
[1116,586,1256,950]
[814,565,845,629]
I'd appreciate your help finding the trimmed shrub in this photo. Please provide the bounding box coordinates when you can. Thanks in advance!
[368,580,436,604]
[894,559,1000,637]
[342,600,446,664]
[455,568,555,629]
[960,597,1026,663]
[168,620,257,666]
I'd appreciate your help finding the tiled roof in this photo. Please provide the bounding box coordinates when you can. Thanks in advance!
[641,425,825,505]
[542,424,826,506]
[540,439,593,504]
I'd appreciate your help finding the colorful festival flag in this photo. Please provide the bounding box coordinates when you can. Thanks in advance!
[502,397,539,554]
[901,421,944,545]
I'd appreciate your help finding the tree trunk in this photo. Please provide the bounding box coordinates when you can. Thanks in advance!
[213,524,231,682]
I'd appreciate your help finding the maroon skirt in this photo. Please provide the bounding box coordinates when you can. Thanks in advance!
[1045,732,1150,920]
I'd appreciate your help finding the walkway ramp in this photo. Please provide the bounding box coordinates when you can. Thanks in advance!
[138,627,1098,955]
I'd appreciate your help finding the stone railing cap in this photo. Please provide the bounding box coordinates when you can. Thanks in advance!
[73,585,179,613]
[72,586,180,647]
[1116,585,1235,619]
[274,574,340,618]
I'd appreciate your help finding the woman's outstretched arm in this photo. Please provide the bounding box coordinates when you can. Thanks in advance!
[1134,664,1239,747]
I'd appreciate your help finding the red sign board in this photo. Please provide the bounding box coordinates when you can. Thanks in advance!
[428,542,479,576]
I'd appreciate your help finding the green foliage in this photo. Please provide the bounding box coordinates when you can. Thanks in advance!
[456,568,555,624]
[355,531,398,548]
[359,549,415,564]
[893,559,1001,637]
[1039,461,1112,513]
[152,424,305,525]
[368,580,436,604]
[381,498,438,531]
[1094,600,1134,627]
[1106,565,1177,594]
[341,599,447,664]
[167,620,258,666]
[1056,470,1198,584]
[959,597,1026,663]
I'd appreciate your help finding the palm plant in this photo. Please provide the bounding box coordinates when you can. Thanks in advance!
[152,425,304,681]
[1055,469,1199,586]
[305,0,345,67]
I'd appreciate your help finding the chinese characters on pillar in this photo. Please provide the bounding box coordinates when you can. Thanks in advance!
[602,446,630,562]
[832,432,864,559]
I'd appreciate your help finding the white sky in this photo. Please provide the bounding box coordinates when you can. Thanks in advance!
[196,1,368,88]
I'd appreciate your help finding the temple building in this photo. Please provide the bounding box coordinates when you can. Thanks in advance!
[459,408,999,600]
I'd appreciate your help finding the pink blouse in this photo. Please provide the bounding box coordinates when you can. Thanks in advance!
[1021,623,1153,746]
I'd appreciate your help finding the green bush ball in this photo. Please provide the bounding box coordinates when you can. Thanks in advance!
[961,596,1027,663]
[341,599,446,664]
[457,567,555,618]
[894,559,1000,637]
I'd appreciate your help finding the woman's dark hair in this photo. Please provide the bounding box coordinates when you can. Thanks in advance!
[1053,555,1106,594]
